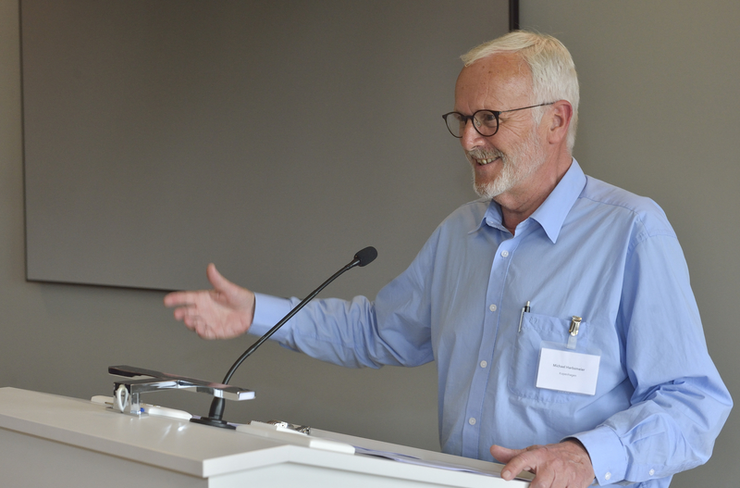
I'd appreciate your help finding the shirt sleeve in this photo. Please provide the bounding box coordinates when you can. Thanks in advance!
[249,238,438,369]
[572,232,732,485]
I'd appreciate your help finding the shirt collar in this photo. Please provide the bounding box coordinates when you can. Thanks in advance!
[471,159,586,243]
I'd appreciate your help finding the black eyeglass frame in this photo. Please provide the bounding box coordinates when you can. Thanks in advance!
[442,102,556,138]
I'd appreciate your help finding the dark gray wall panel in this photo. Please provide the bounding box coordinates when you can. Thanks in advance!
[22,0,509,295]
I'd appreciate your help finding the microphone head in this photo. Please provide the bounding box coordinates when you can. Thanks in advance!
[354,246,378,267]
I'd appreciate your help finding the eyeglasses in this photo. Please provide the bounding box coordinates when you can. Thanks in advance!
[442,102,555,138]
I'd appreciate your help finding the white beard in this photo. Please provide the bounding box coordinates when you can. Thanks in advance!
[470,127,547,200]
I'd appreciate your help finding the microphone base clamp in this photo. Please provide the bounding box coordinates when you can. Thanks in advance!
[190,416,237,430]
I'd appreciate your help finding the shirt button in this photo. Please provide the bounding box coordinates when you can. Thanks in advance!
[649,469,655,476]
[480,360,488,368]
[468,417,477,426]
[489,304,497,312]
[604,472,611,481]
[501,250,509,258]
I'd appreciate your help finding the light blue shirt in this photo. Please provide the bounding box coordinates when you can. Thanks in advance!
[251,160,731,487]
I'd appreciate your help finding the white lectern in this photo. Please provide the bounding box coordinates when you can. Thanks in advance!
[0,387,529,487]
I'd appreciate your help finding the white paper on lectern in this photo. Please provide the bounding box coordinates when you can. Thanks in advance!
[352,447,534,482]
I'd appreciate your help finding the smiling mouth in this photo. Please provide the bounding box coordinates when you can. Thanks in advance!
[475,156,501,166]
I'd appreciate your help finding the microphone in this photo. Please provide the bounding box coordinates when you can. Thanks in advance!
[191,246,378,429]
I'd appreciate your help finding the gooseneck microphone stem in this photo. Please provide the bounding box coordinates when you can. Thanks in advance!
[191,246,377,429]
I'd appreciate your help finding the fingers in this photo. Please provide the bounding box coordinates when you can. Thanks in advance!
[163,264,230,309]
[492,444,537,482]
[165,291,207,326]
[163,290,195,308]
[492,441,594,488]
[177,307,218,339]
[500,449,538,482]
[490,444,523,464]
[173,303,200,324]
[206,263,236,294]
[164,290,211,335]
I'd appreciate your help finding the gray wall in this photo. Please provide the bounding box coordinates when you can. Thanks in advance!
[1,2,738,488]
[520,1,740,487]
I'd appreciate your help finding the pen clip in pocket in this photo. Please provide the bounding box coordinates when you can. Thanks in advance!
[567,316,582,349]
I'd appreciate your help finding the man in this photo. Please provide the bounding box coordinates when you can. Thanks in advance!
[165,32,731,488]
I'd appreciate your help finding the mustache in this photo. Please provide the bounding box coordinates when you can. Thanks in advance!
[466,148,506,161]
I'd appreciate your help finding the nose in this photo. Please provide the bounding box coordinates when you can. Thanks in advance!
[460,119,485,151]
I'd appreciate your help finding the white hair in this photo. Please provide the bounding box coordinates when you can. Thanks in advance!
[461,31,580,152]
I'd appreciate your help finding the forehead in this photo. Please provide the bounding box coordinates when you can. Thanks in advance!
[454,52,532,110]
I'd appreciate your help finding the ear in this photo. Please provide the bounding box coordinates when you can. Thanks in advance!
[545,100,573,145]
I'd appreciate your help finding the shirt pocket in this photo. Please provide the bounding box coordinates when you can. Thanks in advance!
[507,312,593,403]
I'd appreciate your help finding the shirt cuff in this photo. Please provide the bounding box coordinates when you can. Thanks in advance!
[250,292,295,339]
[570,425,627,485]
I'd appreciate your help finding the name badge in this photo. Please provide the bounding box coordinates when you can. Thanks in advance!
[536,345,600,395]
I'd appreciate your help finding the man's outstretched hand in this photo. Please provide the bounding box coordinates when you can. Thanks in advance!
[491,439,594,488]
[164,264,255,339]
